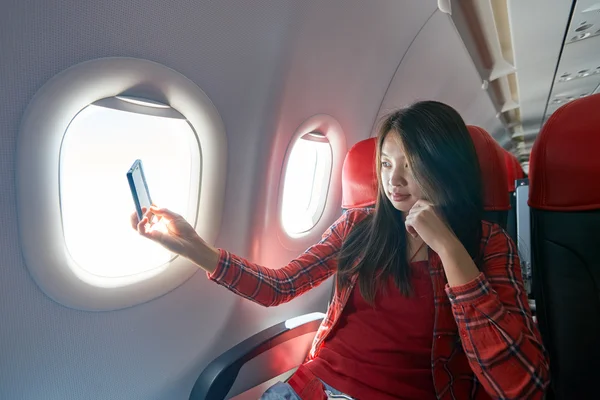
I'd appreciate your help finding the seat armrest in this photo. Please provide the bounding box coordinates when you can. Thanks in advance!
[189,312,325,400]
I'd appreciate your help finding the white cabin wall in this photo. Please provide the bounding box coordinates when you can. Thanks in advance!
[0,1,305,399]
[374,11,506,140]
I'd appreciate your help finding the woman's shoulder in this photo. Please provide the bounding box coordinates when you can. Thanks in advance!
[344,206,375,217]
[343,207,375,224]
[480,220,516,254]
[480,220,509,237]
[329,207,374,238]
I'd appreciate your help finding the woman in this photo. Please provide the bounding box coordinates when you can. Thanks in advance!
[133,101,549,399]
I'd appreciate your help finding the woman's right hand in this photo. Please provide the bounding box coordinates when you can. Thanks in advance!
[130,206,219,273]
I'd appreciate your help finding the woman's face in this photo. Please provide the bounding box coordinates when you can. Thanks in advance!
[380,132,423,213]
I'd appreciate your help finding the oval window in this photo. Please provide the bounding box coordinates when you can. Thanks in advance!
[280,132,333,235]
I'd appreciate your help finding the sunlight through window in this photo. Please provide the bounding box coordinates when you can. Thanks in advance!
[59,98,200,280]
[281,133,332,235]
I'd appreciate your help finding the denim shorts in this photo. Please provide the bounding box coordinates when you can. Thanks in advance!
[260,380,355,399]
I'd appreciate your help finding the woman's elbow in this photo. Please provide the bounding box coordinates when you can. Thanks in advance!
[538,353,551,392]
[515,348,551,398]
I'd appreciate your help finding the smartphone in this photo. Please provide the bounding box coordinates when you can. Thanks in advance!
[127,159,153,221]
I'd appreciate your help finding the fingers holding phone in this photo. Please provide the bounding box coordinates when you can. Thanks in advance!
[130,206,149,230]
[137,206,169,236]
[137,206,205,259]
[126,159,208,261]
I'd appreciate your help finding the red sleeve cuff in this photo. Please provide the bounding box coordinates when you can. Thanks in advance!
[445,272,491,304]
[206,248,229,282]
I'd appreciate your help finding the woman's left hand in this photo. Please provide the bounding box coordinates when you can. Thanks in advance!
[404,200,459,255]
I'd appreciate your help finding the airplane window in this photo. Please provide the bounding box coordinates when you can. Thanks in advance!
[17,57,225,310]
[60,96,201,281]
[281,133,332,235]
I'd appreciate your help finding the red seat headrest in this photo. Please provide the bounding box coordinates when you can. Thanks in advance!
[529,93,600,211]
[503,150,524,192]
[467,126,510,211]
[513,155,525,179]
[342,137,378,209]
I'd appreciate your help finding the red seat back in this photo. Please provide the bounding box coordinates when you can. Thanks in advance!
[529,93,600,211]
[513,154,525,179]
[341,138,378,209]
[466,126,509,230]
[503,149,523,242]
[504,150,524,192]
[343,128,511,219]
[528,93,600,398]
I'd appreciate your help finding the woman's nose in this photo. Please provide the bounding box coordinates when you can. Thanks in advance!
[389,169,408,187]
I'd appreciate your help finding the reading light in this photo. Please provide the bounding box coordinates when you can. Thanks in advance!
[558,73,573,82]
[571,32,591,42]
[575,23,593,32]
[577,69,591,78]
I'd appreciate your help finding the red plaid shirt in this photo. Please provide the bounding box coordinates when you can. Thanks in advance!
[208,208,549,399]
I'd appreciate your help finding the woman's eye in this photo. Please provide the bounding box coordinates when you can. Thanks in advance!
[381,161,391,168]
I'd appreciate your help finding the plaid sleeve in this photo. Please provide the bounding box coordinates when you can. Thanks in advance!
[206,209,370,307]
[445,225,550,399]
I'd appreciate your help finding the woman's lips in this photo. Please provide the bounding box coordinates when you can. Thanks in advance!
[391,193,410,202]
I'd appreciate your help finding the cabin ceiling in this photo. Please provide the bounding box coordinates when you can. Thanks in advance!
[509,0,574,142]
[2,0,588,166]
[516,0,600,163]
[545,1,600,119]
[453,0,599,165]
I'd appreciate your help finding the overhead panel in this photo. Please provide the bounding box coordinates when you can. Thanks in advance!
[508,0,573,143]
[451,0,574,165]
[450,0,520,144]
[546,0,600,122]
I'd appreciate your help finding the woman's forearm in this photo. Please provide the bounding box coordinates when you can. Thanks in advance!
[437,237,480,287]
[187,240,220,274]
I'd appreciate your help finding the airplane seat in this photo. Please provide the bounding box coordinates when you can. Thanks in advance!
[341,137,377,211]
[528,93,600,399]
[189,137,378,400]
[504,150,523,243]
[466,125,510,229]
[512,153,525,180]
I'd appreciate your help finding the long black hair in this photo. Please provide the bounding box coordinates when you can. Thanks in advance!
[337,101,484,303]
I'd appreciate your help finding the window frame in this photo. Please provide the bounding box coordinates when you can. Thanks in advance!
[276,114,346,251]
[280,132,333,236]
[16,57,226,311]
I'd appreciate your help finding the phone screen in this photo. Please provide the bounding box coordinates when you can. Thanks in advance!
[127,160,153,220]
